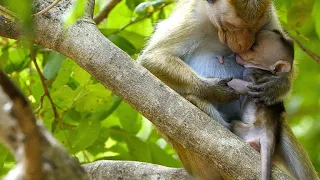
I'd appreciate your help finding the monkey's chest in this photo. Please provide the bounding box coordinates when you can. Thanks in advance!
[186,54,245,79]
[186,53,245,121]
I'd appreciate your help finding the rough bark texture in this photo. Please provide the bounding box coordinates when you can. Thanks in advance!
[0,0,293,179]
[83,160,191,180]
[0,71,88,180]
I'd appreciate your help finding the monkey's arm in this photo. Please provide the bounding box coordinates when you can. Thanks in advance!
[243,68,293,105]
[138,51,239,103]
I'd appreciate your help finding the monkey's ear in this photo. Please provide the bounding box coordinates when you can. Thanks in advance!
[273,60,291,72]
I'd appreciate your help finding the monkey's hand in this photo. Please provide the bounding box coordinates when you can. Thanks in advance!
[198,77,240,103]
[247,70,291,105]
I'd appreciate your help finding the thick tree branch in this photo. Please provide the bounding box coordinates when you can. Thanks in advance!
[93,0,121,24]
[0,8,21,39]
[0,0,295,179]
[0,70,44,180]
[0,70,88,180]
[83,160,191,180]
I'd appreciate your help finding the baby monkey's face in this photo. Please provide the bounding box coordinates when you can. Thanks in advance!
[236,30,293,73]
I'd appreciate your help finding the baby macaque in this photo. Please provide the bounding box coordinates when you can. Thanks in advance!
[228,30,294,180]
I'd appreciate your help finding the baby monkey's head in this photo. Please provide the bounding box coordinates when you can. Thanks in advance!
[236,30,294,73]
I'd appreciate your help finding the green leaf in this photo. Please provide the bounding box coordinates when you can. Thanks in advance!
[52,85,79,110]
[100,29,147,51]
[313,0,320,38]
[52,59,75,89]
[106,1,153,36]
[150,143,181,167]
[125,136,152,162]
[0,144,9,172]
[287,0,315,35]
[86,127,110,155]
[74,84,113,113]
[115,102,142,134]
[70,119,101,153]
[126,0,144,11]
[63,0,86,26]
[31,80,44,103]
[134,2,153,16]
[107,34,137,55]
[43,52,66,80]
[5,47,30,73]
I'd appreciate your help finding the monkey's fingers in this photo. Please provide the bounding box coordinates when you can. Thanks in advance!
[247,91,262,98]
[247,84,265,92]
[219,77,233,84]
[256,76,274,84]
[252,98,264,104]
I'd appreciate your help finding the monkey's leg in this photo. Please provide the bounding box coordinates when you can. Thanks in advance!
[166,139,225,180]
[184,94,229,128]
[260,134,275,180]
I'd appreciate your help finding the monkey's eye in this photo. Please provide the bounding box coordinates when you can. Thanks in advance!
[207,0,215,4]
[250,43,258,51]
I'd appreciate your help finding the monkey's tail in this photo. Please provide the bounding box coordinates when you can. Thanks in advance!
[260,134,275,180]
[275,121,319,180]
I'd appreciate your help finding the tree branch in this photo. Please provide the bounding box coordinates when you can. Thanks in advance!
[85,0,95,19]
[0,0,297,179]
[0,5,21,39]
[94,0,121,24]
[0,70,44,180]
[33,0,62,16]
[83,160,191,180]
[0,70,88,180]
[30,48,59,119]
[290,34,320,63]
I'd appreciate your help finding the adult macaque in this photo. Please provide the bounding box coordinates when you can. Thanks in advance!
[138,0,318,179]
[228,30,294,180]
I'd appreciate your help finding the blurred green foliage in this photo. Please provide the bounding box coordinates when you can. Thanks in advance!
[0,0,319,176]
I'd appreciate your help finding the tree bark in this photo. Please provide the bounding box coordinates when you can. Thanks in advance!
[83,160,191,180]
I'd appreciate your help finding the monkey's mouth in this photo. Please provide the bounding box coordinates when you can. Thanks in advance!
[235,55,246,65]
[236,55,269,71]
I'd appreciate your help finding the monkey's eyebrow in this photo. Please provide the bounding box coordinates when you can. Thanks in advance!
[271,29,281,35]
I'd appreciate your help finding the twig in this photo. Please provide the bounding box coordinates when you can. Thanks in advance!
[288,32,320,63]
[108,15,149,35]
[30,48,59,120]
[94,0,122,24]
[0,5,18,20]
[0,70,44,180]
[84,0,96,19]
[108,1,173,35]
[33,0,62,16]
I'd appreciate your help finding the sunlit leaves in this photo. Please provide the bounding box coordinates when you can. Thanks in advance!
[0,144,9,173]
[43,52,66,81]
[287,0,315,35]
[63,0,87,26]
[313,0,320,39]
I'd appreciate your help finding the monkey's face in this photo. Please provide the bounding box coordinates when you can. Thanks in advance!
[236,30,292,72]
[204,0,271,53]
